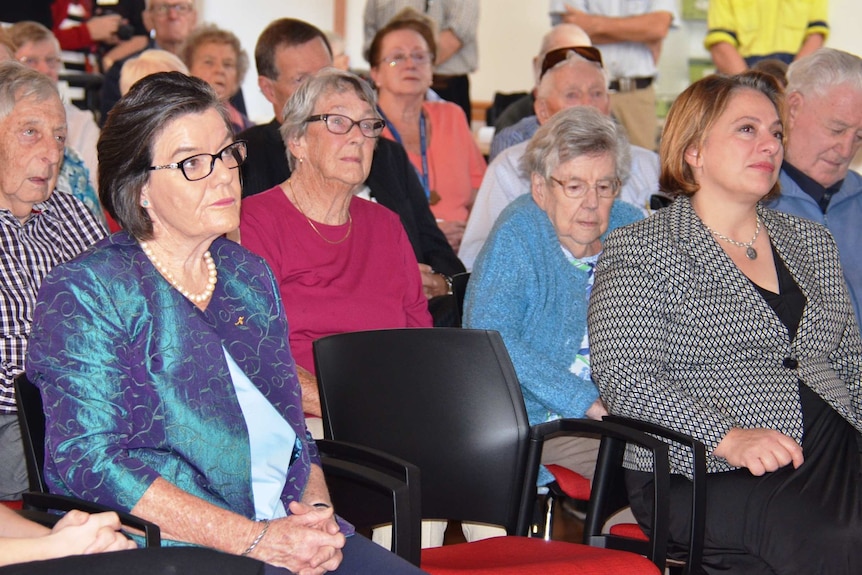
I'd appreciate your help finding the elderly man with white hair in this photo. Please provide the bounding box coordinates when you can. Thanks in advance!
[766,48,862,333]
[0,62,105,501]
[459,25,659,271]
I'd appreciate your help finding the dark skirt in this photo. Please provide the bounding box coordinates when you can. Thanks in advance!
[627,383,862,574]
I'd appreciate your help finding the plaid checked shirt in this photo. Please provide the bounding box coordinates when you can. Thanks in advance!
[0,191,105,414]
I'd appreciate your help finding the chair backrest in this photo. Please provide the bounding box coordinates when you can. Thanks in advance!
[486,91,529,127]
[313,328,532,533]
[14,372,48,493]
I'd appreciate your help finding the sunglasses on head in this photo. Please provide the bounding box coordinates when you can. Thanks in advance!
[540,46,603,79]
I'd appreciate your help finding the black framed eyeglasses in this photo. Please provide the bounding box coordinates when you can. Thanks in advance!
[540,46,604,79]
[548,176,621,199]
[305,114,386,138]
[149,141,247,182]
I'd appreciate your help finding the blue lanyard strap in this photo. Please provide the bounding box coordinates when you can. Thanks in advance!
[377,106,431,200]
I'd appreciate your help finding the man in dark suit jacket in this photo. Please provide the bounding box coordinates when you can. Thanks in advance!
[239,18,464,324]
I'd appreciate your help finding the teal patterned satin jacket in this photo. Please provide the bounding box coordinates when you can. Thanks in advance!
[27,233,331,527]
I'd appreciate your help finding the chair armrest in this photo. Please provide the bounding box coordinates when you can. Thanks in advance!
[21,492,161,547]
[316,439,422,567]
[524,418,670,572]
[603,416,706,575]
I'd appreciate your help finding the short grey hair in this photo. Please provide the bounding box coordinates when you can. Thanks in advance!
[521,106,630,183]
[279,68,379,171]
[0,61,61,121]
[786,48,862,99]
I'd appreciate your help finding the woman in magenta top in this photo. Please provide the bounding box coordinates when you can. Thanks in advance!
[368,11,486,252]
[240,69,431,428]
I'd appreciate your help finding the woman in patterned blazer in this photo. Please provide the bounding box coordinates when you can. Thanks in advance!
[590,71,862,574]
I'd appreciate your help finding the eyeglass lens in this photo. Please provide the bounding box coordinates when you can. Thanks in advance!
[309,114,385,138]
[181,141,247,181]
[552,177,620,198]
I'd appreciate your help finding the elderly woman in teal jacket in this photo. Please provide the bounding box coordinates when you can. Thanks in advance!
[464,106,643,485]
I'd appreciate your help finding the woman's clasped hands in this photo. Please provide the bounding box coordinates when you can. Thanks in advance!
[248,502,345,575]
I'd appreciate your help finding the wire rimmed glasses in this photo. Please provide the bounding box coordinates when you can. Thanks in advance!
[548,176,622,199]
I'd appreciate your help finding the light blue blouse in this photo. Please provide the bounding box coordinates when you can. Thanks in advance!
[224,347,294,520]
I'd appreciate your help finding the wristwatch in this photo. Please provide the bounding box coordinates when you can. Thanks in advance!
[439,273,454,296]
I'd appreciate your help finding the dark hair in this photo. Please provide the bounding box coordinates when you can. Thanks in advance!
[751,58,789,89]
[659,71,785,200]
[98,72,230,239]
[255,18,332,80]
[366,9,437,68]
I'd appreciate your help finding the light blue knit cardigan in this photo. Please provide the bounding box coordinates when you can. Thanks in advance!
[465,194,644,427]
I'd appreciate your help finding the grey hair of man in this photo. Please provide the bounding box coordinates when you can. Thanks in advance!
[0,61,61,121]
[279,67,379,171]
[521,106,631,184]
[537,51,610,100]
[786,48,862,99]
[533,23,592,86]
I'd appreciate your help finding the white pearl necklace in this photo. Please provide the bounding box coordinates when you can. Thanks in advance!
[140,241,218,303]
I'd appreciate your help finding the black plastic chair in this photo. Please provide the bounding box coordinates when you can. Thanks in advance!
[599,416,707,575]
[486,91,529,128]
[313,328,670,574]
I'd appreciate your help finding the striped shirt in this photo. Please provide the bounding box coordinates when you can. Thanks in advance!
[363,0,479,75]
[0,191,106,413]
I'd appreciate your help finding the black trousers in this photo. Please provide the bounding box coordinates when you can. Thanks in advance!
[432,74,471,123]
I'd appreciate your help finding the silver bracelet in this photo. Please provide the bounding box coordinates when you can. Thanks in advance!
[242,519,270,556]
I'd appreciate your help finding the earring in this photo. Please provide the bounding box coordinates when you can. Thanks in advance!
[142,199,149,207]
[299,157,304,164]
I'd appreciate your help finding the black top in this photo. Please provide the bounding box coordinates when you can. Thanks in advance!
[782,160,844,213]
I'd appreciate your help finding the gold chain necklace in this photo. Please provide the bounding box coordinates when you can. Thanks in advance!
[288,179,353,245]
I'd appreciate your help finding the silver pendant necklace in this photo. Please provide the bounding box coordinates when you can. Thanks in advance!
[705,214,762,260]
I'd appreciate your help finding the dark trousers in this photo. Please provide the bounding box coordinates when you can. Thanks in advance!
[432,74,471,123]
[263,533,428,574]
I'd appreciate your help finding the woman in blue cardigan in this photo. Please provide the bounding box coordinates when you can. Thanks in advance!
[464,106,643,484]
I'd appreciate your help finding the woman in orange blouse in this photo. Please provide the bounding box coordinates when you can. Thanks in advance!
[368,11,486,253]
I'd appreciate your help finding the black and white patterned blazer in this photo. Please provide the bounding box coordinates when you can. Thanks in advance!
[589,195,862,474]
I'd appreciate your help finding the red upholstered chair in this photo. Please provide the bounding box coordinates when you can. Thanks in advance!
[531,420,706,575]
[314,328,673,574]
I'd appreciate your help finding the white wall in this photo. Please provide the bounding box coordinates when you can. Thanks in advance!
[197,1,334,122]
[198,0,862,122]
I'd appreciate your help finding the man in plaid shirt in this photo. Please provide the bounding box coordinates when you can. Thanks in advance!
[0,62,105,500]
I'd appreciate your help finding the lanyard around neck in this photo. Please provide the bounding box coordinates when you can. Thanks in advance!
[377,106,431,201]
